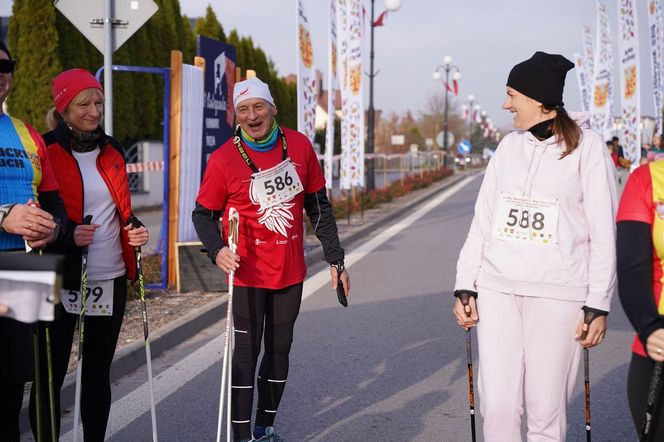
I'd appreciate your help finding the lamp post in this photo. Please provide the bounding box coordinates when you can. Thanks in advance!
[433,56,461,152]
[466,94,475,148]
[366,0,401,192]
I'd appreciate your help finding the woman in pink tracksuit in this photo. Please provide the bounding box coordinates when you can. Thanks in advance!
[453,52,617,441]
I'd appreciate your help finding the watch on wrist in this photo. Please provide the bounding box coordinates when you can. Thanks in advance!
[0,204,15,233]
[330,259,345,274]
[51,219,60,242]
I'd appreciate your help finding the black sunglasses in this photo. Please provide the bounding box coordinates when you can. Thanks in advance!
[0,59,16,74]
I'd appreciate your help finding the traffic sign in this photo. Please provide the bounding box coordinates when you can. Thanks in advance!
[458,139,471,154]
[54,0,158,54]
[436,131,454,149]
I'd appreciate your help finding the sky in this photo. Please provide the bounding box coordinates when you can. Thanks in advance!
[0,0,659,130]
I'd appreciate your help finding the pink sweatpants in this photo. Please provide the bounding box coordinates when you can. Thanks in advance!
[475,287,584,442]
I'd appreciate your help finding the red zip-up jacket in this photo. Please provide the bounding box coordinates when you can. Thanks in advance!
[43,123,137,290]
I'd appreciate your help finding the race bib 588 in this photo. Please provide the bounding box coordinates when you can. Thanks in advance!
[493,193,559,245]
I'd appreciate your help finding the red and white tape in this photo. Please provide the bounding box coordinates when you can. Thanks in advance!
[125,161,165,173]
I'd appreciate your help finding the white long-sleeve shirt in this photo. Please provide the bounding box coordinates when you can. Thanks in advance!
[455,112,618,311]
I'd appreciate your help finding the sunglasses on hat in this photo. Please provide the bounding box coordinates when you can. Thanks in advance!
[0,60,16,74]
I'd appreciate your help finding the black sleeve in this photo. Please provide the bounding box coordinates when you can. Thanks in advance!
[617,220,664,346]
[39,189,75,251]
[303,187,344,263]
[192,202,225,264]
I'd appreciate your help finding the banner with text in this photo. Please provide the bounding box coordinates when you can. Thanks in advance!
[297,0,317,144]
[346,0,364,187]
[338,0,351,190]
[583,25,595,91]
[574,53,591,113]
[590,1,613,140]
[325,0,338,189]
[196,36,236,178]
[618,0,641,164]
[648,0,664,135]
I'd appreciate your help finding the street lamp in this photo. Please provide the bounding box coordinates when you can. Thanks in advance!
[366,0,401,192]
[433,56,461,152]
[466,94,475,147]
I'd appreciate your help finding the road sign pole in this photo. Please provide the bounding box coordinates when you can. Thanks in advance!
[104,0,113,136]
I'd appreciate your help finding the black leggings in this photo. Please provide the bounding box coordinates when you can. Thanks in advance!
[628,353,664,441]
[231,283,303,442]
[0,382,24,441]
[29,275,127,442]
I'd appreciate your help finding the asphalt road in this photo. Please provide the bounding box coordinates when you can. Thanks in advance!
[37,173,636,441]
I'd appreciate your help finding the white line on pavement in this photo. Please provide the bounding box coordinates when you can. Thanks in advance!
[62,175,476,440]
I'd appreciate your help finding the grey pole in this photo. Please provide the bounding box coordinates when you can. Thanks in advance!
[104,0,113,136]
[443,66,450,153]
[366,0,376,191]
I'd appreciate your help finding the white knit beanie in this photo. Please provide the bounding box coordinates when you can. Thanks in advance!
[233,77,275,109]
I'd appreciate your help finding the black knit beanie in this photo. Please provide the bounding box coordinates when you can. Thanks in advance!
[506,51,574,107]
[0,40,11,60]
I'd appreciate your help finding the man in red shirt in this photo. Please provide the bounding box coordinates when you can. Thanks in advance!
[192,77,349,442]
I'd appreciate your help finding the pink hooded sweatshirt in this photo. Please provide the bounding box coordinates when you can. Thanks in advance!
[455,112,617,311]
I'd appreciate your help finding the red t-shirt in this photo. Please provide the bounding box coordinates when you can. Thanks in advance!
[616,164,660,357]
[196,127,325,289]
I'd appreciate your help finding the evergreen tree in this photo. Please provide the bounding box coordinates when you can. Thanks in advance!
[194,5,226,42]
[181,16,196,63]
[7,0,61,131]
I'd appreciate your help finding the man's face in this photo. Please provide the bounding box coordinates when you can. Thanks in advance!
[0,50,12,109]
[236,98,277,140]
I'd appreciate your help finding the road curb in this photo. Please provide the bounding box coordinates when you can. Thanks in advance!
[34,169,479,414]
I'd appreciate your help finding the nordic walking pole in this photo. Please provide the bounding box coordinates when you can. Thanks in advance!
[73,214,93,442]
[27,239,57,441]
[44,322,57,442]
[640,361,664,441]
[456,290,477,442]
[216,208,239,442]
[129,215,158,442]
[38,248,57,442]
[466,328,477,442]
[584,348,591,442]
[32,322,43,440]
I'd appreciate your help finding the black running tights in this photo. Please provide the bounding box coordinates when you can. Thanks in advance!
[230,283,303,442]
[29,275,127,442]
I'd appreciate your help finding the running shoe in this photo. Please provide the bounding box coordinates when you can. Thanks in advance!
[254,426,284,442]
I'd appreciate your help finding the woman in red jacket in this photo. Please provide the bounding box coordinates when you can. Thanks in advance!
[30,68,148,441]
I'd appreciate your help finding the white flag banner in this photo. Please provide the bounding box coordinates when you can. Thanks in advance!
[583,25,595,80]
[297,0,317,143]
[574,53,592,113]
[618,0,641,164]
[338,0,352,190]
[648,0,664,135]
[347,0,364,187]
[325,0,338,189]
[590,0,613,140]
[581,25,595,111]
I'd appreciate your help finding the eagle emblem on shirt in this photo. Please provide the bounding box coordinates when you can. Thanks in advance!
[249,180,295,238]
